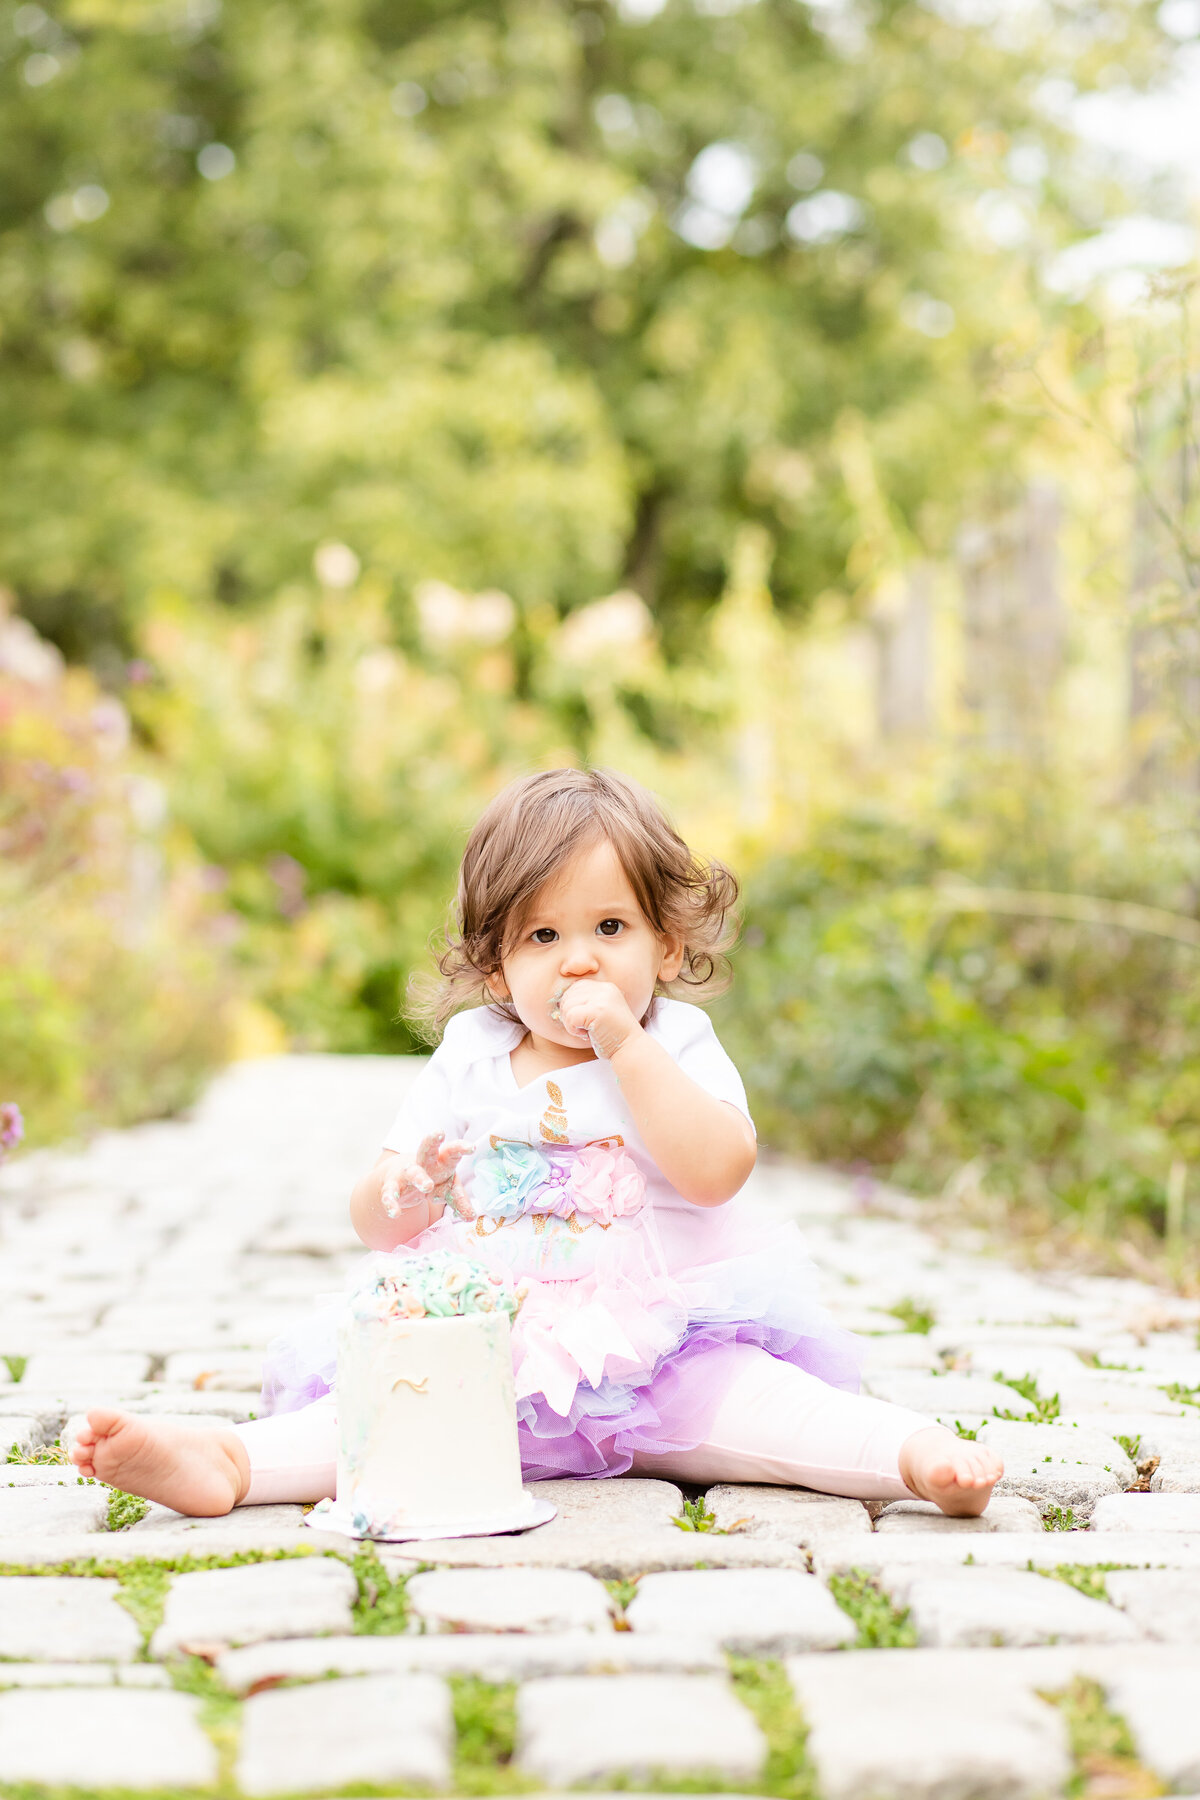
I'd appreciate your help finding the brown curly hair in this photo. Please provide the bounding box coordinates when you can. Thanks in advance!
[411,767,739,1038]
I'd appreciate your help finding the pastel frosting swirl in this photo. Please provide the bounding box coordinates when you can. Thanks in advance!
[352,1251,523,1322]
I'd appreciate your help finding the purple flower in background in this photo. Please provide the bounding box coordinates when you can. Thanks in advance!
[0,1104,24,1158]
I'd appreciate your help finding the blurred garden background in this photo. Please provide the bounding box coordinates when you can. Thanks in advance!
[3,0,1200,1274]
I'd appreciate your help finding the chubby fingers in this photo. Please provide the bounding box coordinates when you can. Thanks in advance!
[380,1162,434,1219]
[70,1426,96,1461]
[434,1137,474,1168]
[415,1131,446,1170]
[556,987,596,1037]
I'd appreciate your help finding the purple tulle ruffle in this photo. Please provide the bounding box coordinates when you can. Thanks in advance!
[515,1318,860,1480]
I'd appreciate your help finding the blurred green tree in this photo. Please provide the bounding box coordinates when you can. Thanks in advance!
[0,0,1175,670]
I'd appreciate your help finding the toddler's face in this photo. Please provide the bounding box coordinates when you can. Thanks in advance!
[493,835,682,1049]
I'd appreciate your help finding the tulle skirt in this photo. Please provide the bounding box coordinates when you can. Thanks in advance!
[260,1205,861,1480]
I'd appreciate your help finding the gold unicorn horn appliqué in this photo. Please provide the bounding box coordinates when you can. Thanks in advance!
[539,1080,568,1144]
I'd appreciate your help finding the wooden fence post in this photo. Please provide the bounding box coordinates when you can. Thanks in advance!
[958,479,1065,757]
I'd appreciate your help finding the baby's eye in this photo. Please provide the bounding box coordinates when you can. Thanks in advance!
[531,927,558,945]
[596,919,624,938]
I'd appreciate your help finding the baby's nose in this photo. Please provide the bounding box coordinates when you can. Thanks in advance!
[560,941,599,976]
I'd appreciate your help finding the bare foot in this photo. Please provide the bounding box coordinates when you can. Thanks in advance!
[898,1425,1003,1517]
[71,1409,250,1517]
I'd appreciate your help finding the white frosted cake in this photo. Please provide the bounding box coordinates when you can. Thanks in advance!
[312,1252,546,1540]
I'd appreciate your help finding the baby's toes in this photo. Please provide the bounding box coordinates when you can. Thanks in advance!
[966,1449,1001,1486]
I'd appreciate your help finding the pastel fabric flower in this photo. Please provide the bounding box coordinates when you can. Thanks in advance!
[569,1144,645,1225]
[530,1154,577,1219]
[472,1141,551,1220]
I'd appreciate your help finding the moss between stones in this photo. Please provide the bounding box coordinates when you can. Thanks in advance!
[450,1677,533,1795]
[1036,1563,1131,1603]
[827,1569,917,1648]
[350,1547,410,1634]
[1043,1675,1166,1800]
[104,1491,150,1533]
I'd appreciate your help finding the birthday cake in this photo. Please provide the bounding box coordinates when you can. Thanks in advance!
[308,1252,551,1541]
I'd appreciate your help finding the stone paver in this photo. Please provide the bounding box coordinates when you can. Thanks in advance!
[534,1475,683,1525]
[126,1390,259,1421]
[0,1485,110,1535]
[885,1568,1142,1648]
[516,1673,766,1786]
[1,1465,102,1487]
[861,1372,1038,1423]
[163,1348,265,1388]
[0,1417,42,1457]
[626,1568,856,1654]
[19,1351,152,1388]
[0,1576,142,1662]
[961,1344,1090,1386]
[810,1530,1200,1577]
[0,1523,356,1564]
[150,1555,358,1657]
[8,1055,1200,1789]
[382,1526,810,1577]
[788,1650,1073,1800]
[859,1333,944,1372]
[1055,1372,1188,1415]
[236,1674,453,1794]
[131,1499,309,1535]
[977,1419,1136,1515]
[1104,1569,1200,1641]
[0,1688,217,1788]
[1153,1462,1200,1491]
[1092,1491,1200,1531]
[706,1483,870,1539]
[1102,1659,1200,1789]
[0,1663,171,1687]
[406,1567,613,1634]
[874,1495,1043,1534]
[218,1629,727,1691]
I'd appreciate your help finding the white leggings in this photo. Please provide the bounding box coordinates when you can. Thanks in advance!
[236,1343,935,1505]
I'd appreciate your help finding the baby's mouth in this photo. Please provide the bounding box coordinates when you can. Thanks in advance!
[547,986,568,1024]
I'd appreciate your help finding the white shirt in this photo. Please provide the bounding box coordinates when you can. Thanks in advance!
[382,999,754,1274]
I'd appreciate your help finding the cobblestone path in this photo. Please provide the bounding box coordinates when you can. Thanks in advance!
[3,1054,1200,1797]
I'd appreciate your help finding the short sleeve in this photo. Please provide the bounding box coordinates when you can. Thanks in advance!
[379,1008,513,1157]
[648,1000,755,1130]
[379,1050,460,1159]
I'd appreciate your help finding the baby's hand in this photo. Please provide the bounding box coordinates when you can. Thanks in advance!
[415,1132,475,1221]
[555,979,638,1060]
[378,1154,436,1221]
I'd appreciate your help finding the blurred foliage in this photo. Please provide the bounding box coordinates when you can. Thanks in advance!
[2,0,1199,1259]
[716,789,1200,1246]
[0,0,1179,675]
[131,575,733,1049]
[0,611,230,1144]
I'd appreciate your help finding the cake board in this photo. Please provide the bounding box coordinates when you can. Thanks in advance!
[304,1491,557,1543]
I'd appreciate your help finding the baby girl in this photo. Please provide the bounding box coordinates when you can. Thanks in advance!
[73,767,1001,1515]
